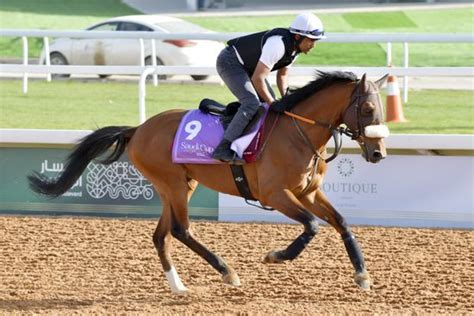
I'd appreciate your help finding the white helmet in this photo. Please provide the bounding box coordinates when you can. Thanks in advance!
[289,12,325,40]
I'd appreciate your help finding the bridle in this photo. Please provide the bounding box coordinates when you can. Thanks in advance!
[343,80,384,139]
[284,79,385,162]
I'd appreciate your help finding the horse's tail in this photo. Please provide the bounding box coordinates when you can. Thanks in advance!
[28,126,137,197]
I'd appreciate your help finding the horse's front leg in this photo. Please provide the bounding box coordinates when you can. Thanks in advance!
[264,189,320,263]
[300,189,371,290]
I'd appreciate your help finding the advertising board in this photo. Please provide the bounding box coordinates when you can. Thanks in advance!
[0,148,218,219]
[219,154,474,228]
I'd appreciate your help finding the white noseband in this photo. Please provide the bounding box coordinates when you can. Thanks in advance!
[364,125,390,138]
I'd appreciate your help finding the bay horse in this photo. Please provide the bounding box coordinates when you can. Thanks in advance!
[28,71,389,295]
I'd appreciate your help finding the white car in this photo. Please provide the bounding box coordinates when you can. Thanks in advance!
[39,15,225,80]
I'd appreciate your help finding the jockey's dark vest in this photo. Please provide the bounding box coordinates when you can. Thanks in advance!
[227,28,299,76]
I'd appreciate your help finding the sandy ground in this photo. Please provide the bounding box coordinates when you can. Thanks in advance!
[1,216,473,315]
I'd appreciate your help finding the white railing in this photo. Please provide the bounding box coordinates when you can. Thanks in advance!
[2,64,472,123]
[1,29,473,101]
[2,29,472,42]
[0,29,474,119]
[3,30,472,69]
[3,64,471,76]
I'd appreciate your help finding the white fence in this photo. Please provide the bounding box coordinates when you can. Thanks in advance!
[2,29,472,42]
[1,29,473,122]
[1,29,473,102]
[2,29,472,71]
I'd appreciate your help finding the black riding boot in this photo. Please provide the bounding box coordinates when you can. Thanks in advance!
[212,139,245,165]
[212,106,256,165]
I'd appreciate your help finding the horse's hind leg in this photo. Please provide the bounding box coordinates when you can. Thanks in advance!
[167,180,240,287]
[300,190,370,290]
[153,192,188,295]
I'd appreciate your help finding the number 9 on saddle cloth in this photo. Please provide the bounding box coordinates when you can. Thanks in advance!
[171,99,267,164]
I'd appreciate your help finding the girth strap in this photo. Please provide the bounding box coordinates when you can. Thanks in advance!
[230,165,256,201]
[229,165,274,211]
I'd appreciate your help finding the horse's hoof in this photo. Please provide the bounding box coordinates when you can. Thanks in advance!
[263,250,284,263]
[166,266,189,295]
[222,268,241,286]
[171,287,189,296]
[354,271,371,290]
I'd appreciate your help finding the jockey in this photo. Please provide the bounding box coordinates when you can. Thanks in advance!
[212,12,326,164]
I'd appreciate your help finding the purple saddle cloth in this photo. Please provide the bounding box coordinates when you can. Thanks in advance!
[172,105,268,164]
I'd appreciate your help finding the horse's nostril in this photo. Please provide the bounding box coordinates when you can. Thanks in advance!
[373,150,383,160]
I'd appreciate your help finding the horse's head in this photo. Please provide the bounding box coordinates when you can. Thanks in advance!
[342,74,389,163]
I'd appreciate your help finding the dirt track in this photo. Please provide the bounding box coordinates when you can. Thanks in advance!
[1,216,473,315]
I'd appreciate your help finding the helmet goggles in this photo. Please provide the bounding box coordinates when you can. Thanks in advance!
[289,27,325,39]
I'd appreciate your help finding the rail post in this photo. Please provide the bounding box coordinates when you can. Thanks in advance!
[151,39,158,86]
[139,38,145,67]
[386,42,392,66]
[403,42,409,103]
[138,67,158,123]
[43,36,51,82]
[22,36,28,94]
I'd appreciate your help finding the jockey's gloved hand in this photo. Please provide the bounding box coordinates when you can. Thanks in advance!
[270,99,287,113]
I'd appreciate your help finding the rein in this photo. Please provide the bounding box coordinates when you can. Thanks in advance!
[284,110,349,163]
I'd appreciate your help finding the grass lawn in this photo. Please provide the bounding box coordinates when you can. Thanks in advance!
[0,79,235,129]
[0,1,472,67]
[186,9,474,67]
[0,79,472,134]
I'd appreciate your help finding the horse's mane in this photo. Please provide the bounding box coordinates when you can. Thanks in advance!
[278,71,358,110]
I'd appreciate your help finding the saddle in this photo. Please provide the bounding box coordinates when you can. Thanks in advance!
[198,98,238,116]
[199,98,266,134]
[197,98,269,207]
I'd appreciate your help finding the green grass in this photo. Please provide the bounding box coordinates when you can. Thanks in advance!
[342,11,418,29]
[0,80,472,134]
[184,9,474,67]
[185,9,473,34]
[0,80,235,129]
[1,2,473,67]
[385,90,474,134]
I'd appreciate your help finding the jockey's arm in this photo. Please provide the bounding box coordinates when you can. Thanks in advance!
[251,61,275,105]
[276,67,289,98]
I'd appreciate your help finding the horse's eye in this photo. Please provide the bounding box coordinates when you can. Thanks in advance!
[362,102,375,115]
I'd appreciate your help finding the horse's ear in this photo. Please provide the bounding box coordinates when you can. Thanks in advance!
[375,74,389,89]
[359,73,368,92]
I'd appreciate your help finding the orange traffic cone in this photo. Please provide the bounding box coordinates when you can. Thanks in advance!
[385,75,407,123]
